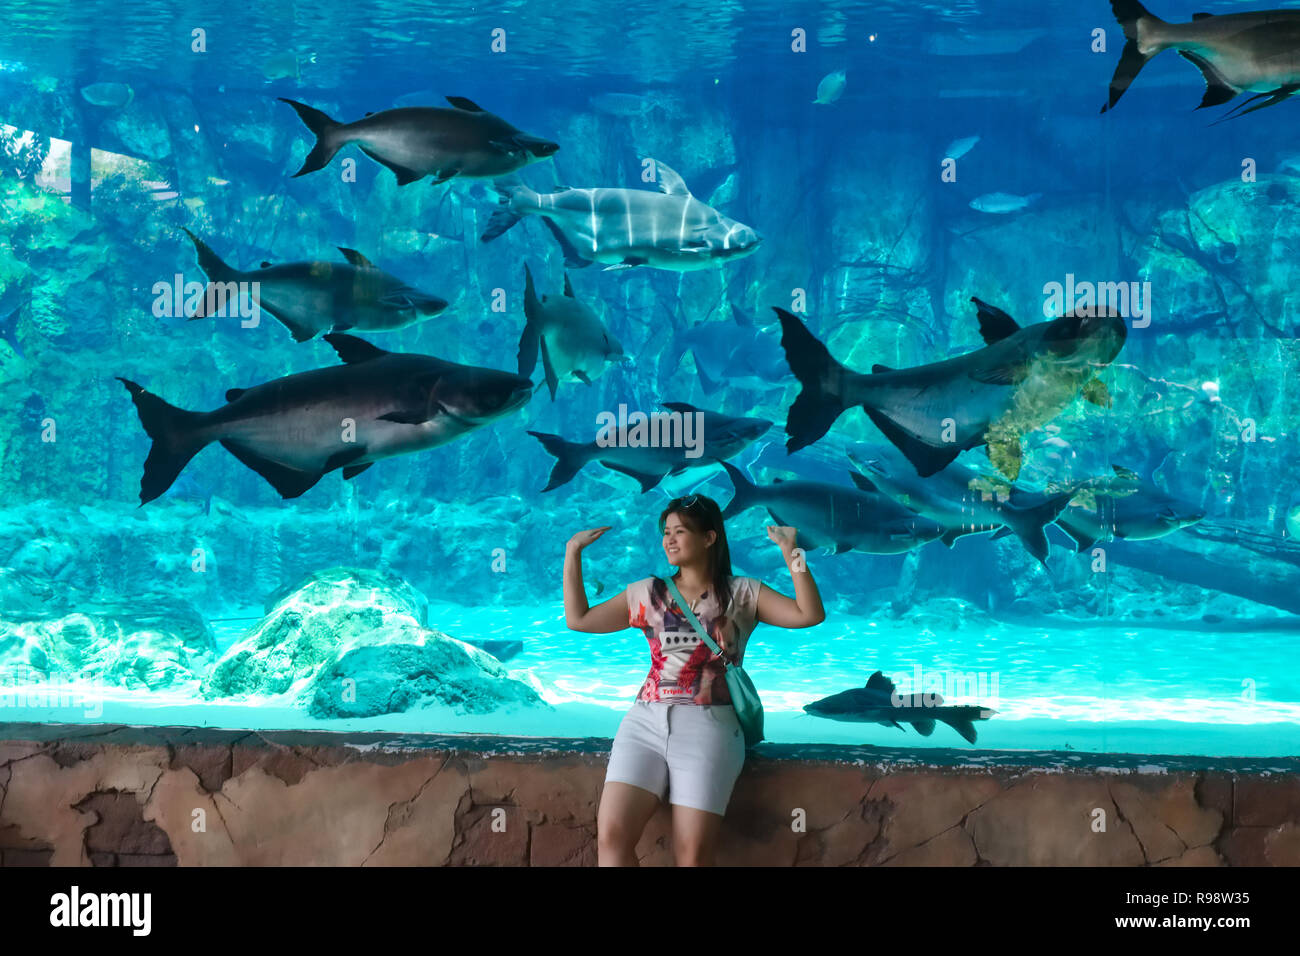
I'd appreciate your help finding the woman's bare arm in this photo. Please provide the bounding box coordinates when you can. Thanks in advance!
[564,526,631,633]
[756,526,826,628]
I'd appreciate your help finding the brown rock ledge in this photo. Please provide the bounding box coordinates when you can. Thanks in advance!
[1,722,1296,866]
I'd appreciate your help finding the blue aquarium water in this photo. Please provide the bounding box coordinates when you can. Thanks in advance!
[1,0,1298,757]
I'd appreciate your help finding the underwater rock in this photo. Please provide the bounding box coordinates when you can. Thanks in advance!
[0,594,216,690]
[306,622,541,718]
[203,566,542,717]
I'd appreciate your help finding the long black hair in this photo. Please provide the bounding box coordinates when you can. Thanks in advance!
[658,494,734,615]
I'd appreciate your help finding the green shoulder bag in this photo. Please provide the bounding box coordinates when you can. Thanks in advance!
[662,575,765,749]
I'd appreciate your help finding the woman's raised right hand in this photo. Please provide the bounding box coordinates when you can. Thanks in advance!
[567,526,612,553]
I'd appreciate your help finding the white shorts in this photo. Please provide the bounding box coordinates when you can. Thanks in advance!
[604,700,746,816]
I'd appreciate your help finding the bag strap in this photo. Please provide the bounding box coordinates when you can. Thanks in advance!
[661,575,728,662]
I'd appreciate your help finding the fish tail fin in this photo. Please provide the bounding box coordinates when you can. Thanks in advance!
[1101,0,1168,113]
[1004,490,1076,567]
[480,177,537,242]
[278,98,346,176]
[528,430,588,492]
[117,378,210,505]
[518,264,542,377]
[719,460,759,520]
[773,307,852,453]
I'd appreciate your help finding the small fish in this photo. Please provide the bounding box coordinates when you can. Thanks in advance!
[813,70,846,105]
[263,50,316,82]
[969,191,1041,214]
[804,671,997,745]
[944,135,980,160]
[589,92,665,118]
[80,82,133,109]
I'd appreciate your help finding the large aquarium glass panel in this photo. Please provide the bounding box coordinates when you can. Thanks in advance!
[1,0,1297,758]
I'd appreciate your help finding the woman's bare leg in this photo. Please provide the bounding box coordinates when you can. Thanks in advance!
[671,804,724,866]
[597,782,661,866]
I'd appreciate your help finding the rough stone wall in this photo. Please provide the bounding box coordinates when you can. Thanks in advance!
[1,725,1297,866]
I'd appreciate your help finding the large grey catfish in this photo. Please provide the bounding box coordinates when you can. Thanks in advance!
[803,671,996,745]
[775,298,1127,481]
[846,450,1076,566]
[1036,465,1206,551]
[279,96,559,184]
[1103,0,1300,118]
[529,403,771,492]
[118,335,533,503]
[480,160,761,271]
[719,461,945,555]
[519,264,624,400]
[184,229,448,342]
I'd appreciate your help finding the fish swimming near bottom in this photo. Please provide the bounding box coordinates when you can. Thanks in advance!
[118,334,533,503]
[719,461,946,555]
[183,229,449,342]
[529,403,771,492]
[803,671,997,744]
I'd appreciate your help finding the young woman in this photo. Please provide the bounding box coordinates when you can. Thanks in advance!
[563,493,826,867]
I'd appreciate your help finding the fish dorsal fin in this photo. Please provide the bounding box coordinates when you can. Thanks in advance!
[1112,464,1140,480]
[661,401,699,414]
[772,476,785,483]
[563,273,576,298]
[970,297,1021,344]
[446,96,484,112]
[225,387,246,403]
[260,261,272,269]
[365,111,374,117]
[324,332,387,364]
[1193,12,1213,19]
[651,161,691,196]
[872,363,894,373]
[338,247,376,269]
[865,670,894,693]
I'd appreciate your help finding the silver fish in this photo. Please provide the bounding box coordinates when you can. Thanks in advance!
[80,82,133,109]
[969,191,1041,213]
[482,160,761,272]
[118,335,533,502]
[1103,1,1300,119]
[519,265,624,400]
[279,96,558,184]
[183,229,448,342]
[813,70,846,105]
[944,135,980,160]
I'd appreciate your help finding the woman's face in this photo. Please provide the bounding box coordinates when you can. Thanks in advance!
[663,511,715,566]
